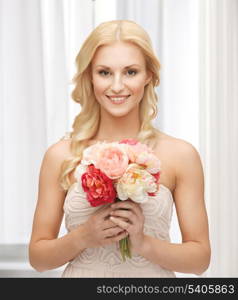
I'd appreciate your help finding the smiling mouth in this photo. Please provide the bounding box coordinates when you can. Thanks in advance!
[106,95,131,103]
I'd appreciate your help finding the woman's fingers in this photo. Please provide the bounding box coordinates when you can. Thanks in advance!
[104,230,129,245]
[110,208,136,224]
[103,219,122,230]
[96,204,114,219]
[111,200,142,218]
[109,216,131,231]
[86,200,144,247]
[103,226,125,238]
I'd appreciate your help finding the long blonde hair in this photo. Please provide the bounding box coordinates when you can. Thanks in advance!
[60,20,161,191]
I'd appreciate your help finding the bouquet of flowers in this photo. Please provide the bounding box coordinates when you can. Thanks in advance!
[75,139,161,261]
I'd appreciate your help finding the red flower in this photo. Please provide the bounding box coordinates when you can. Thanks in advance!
[153,171,160,183]
[81,165,116,207]
[119,139,138,145]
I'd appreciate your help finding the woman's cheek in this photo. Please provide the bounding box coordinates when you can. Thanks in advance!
[93,80,108,96]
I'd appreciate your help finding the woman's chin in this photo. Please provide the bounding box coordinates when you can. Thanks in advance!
[107,110,132,118]
[101,104,139,119]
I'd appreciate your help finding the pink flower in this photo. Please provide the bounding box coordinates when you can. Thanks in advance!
[120,141,161,174]
[81,165,116,207]
[81,143,103,166]
[94,143,129,179]
[135,151,161,174]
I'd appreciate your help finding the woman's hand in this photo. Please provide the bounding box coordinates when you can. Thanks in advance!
[109,200,145,254]
[81,205,129,249]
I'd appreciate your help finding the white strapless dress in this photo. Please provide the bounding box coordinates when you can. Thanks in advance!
[61,180,176,278]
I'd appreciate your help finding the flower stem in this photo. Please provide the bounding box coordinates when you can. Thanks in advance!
[119,236,132,261]
[116,197,132,261]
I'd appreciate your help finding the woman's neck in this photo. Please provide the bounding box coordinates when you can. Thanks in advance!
[93,110,141,142]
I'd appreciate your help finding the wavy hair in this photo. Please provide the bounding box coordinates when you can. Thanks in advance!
[60,20,161,191]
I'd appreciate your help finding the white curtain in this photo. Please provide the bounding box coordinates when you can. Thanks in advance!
[199,0,238,277]
[0,0,93,244]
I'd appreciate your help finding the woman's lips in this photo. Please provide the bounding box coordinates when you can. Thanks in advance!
[106,95,130,104]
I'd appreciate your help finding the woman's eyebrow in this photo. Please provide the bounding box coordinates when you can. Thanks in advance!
[95,64,141,69]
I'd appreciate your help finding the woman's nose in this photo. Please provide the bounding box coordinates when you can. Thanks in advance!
[111,75,124,93]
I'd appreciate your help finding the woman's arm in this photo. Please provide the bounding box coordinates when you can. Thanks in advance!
[29,140,127,272]
[110,140,211,275]
[29,141,86,272]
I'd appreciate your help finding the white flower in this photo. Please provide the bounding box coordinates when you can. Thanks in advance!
[116,163,157,203]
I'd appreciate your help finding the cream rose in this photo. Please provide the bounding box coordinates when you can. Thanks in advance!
[116,163,157,203]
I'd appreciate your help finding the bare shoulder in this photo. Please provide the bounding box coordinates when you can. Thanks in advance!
[39,138,74,188]
[156,130,201,162]
[42,138,72,164]
[172,138,204,187]
[154,130,203,192]
[169,137,202,170]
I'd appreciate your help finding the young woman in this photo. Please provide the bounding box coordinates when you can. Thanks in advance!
[29,20,210,277]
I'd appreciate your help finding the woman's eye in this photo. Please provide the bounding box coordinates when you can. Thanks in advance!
[98,70,110,76]
[97,69,137,77]
[127,69,137,76]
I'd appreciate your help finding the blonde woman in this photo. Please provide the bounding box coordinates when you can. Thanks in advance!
[29,20,210,277]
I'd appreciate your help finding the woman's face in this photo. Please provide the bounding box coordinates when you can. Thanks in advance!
[91,41,152,118]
